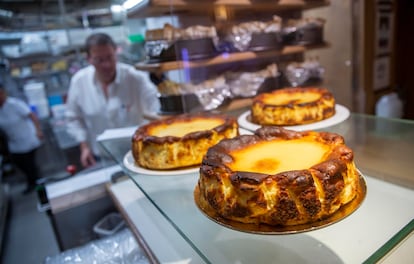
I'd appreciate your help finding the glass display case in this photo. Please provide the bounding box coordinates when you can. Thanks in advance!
[96,1,412,263]
[99,109,414,264]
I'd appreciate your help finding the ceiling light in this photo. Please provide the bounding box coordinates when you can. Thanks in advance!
[111,5,125,13]
[122,0,145,10]
[110,5,126,23]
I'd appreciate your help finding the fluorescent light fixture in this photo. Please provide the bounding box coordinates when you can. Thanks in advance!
[110,5,124,13]
[110,5,126,23]
[122,0,145,10]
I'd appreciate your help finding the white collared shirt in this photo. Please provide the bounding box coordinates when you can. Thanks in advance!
[65,62,160,155]
[0,97,41,153]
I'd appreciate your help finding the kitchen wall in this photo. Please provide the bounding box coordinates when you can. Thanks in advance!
[304,1,354,111]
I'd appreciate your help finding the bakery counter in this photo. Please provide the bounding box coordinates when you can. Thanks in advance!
[100,113,414,263]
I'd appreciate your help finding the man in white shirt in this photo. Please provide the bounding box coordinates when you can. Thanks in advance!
[66,32,160,168]
[0,84,43,194]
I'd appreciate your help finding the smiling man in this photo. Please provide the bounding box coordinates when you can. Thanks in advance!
[65,32,160,168]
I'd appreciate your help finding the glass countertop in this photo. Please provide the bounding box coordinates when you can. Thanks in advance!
[99,113,414,263]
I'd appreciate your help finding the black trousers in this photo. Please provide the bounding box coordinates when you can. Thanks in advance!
[10,148,40,187]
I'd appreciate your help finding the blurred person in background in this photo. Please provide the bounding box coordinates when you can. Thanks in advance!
[0,83,43,194]
[66,32,159,168]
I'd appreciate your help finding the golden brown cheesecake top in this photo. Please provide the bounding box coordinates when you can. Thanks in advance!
[148,118,223,137]
[254,87,334,107]
[133,113,237,143]
[227,137,330,175]
[202,126,352,186]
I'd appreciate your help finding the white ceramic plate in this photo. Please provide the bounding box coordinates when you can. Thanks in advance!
[238,104,350,132]
[123,150,199,176]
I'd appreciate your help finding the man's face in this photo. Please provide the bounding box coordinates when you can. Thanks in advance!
[88,44,117,84]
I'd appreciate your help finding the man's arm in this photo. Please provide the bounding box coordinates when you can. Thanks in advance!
[65,77,95,168]
[28,112,44,140]
[79,141,96,167]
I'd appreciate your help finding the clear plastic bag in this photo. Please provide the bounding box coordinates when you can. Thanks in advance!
[44,228,149,264]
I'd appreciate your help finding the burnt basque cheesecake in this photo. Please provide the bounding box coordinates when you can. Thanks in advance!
[196,126,360,226]
[132,113,239,170]
[251,87,336,126]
